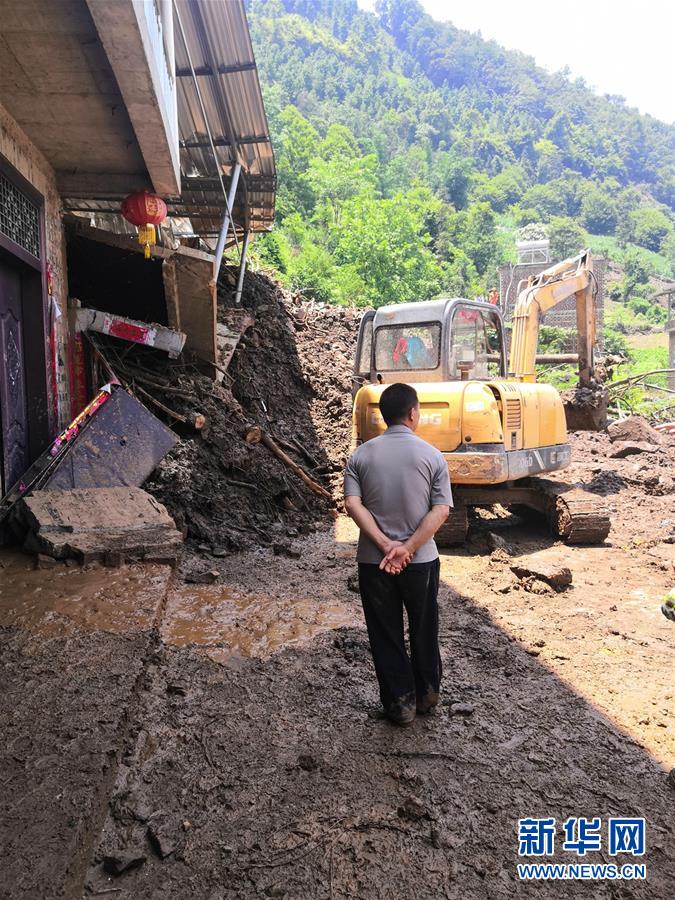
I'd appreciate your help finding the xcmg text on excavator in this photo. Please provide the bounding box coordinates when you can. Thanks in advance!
[351,249,611,545]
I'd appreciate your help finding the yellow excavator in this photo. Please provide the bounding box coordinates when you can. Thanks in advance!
[351,249,611,545]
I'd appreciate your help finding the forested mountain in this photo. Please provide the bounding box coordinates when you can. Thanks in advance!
[247,0,675,319]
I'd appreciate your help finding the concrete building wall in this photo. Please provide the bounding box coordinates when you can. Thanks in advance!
[0,100,70,429]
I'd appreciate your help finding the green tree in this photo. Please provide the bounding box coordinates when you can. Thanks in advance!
[287,242,336,301]
[254,230,291,275]
[274,106,321,218]
[305,124,378,225]
[430,151,474,209]
[473,165,528,213]
[443,248,479,297]
[463,202,498,275]
[629,207,672,252]
[548,217,587,260]
[333,190,443,306]
[621,247,650,301]
[533,138,564,181]
[580,188,618,235]
[660,231,675,278]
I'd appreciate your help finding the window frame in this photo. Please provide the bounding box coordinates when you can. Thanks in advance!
[373,320,442,373]
[443,302,506,381]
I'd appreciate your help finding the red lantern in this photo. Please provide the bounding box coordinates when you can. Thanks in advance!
[121,191,168,258]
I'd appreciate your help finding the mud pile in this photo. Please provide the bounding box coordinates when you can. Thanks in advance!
[569,425,675,501]
[112,268,363,558]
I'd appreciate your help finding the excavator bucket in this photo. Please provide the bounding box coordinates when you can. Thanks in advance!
[561,385,608,431]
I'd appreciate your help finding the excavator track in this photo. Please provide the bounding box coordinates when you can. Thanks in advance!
[435,505,469,547]
[534,478,611,545]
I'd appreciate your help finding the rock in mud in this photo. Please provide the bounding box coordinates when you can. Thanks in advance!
[523,578,554,595]
[608,440,660,458]
[450,702,475,716]
[102,851,146,876]
[398,795,428,820]
[608,415,662,445]
[510,558,572,590]
[147,821,180,859]
[487,532,512,554]
[347,574,360,593]
[104,551,124,568]
[273,542,301,559]
[185,569,220,585]
[297,752,320,771]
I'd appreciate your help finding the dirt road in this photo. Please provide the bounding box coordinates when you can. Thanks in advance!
[1,426,674,898]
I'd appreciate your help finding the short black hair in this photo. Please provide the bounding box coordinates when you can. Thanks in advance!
[379,383,419,426]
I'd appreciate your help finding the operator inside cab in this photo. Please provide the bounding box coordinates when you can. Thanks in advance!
[391,332,437,370]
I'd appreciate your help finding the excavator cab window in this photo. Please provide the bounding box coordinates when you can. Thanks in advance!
[374,323,441,372]
[448,307,503,380]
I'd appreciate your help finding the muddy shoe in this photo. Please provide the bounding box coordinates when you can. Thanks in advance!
[416,691,440,715]
[386,702,416,727]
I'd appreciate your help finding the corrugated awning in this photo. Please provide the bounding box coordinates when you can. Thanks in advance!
[171,0,276,237]
[63,0,275,240]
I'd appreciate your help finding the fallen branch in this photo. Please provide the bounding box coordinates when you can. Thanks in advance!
[120,369,198,401]
[225,478,257,490]
[607,369,675,390]
[245,426,331,499]
[85,332,206,429]
[291,436,321,469]
[642,382,675,395]
[131,381,206,430]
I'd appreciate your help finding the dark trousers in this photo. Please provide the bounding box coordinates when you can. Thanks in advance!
[358,559,442,711]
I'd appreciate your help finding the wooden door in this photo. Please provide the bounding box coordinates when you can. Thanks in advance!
[0,258,29,493]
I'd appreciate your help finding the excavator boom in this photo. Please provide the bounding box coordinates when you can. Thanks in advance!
[508,249,597,386]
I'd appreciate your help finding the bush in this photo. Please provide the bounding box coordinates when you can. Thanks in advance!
[539,325,574,353]
[603,327,629,356]
[254,230,292,275]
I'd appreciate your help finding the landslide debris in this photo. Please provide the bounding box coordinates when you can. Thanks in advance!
[95,268,361,562]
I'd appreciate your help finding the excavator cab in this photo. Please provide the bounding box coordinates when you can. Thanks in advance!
[353,299,507,393]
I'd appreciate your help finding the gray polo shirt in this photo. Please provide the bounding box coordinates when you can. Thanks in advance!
[344,425,453,564]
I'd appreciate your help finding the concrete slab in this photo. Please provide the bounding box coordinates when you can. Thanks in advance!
[18,487,182,564]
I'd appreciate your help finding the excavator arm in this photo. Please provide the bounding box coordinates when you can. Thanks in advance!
[509,249,596,384]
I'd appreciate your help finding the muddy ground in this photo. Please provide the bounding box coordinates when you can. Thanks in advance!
[2,270,674,897]
[1,426,674,899]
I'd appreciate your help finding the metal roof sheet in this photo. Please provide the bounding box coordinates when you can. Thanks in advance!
[63,0,275,240]
[172,0,276,236]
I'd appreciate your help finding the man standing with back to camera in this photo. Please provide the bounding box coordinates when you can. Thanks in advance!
[344,383,452,726]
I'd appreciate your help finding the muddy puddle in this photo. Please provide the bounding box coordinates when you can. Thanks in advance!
[162,583,360,661]
[0,550,170,636]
